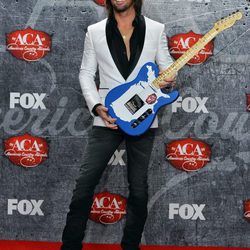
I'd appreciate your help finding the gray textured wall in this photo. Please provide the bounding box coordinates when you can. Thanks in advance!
[0,0,250,247]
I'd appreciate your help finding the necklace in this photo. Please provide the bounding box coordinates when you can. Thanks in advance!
[120,27,134,40]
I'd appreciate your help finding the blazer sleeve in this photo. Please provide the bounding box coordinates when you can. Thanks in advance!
[79,27,101,117]
[155,25,174,71]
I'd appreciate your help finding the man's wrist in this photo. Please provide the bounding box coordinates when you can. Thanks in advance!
[92,103,102,116]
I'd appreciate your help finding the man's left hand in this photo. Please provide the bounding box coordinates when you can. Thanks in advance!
[158,72,177,89]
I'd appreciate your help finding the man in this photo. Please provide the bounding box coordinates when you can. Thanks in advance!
[61,0,176,249]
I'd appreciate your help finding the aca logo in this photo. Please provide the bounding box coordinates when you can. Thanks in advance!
[89,192,127,224]
[246,94,250,112]
[108,149,126,166]
[165,138,211,172]
[4,134,49,168]
[8,199,44,216]
[10,92,47,109]
[169,203,206,220]
[93,0,105,6]
[6,27,51,61]
[168,31,214,65]
[244,200,250,221]
[172,97,209,113]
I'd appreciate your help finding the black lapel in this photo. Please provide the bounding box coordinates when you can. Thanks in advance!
[106,18,125,80]
[128,15,146,77]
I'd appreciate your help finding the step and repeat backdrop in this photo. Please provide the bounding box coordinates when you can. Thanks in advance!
[0,0,250,249]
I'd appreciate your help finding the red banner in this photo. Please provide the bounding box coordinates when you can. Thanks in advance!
[0,241,250,250]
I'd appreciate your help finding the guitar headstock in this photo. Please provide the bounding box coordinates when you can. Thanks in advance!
[214,11,243,33]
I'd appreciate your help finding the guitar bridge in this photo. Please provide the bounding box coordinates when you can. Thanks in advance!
[131,109,153,128]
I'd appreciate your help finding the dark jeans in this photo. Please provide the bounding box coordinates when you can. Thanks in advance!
[61,126,155,250]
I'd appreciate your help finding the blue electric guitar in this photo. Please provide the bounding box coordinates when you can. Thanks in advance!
[105,11,242,136]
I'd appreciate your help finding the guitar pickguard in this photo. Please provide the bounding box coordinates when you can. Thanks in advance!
[110,65,170,122]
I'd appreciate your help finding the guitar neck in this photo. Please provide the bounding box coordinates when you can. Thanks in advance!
[153,27,219,89]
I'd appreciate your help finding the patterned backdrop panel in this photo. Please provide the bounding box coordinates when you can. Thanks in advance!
[0,0,250,248]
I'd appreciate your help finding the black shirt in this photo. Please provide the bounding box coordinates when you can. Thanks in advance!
[106,15,146,80]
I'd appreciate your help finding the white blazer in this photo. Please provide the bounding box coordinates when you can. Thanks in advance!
[79,16,174,128]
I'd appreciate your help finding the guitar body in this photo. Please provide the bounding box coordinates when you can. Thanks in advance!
[105,62,179,136]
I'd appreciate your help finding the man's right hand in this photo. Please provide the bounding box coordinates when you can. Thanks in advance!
[95,105,118,129]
